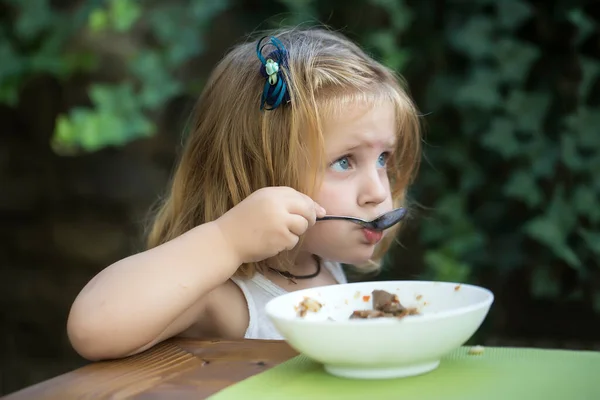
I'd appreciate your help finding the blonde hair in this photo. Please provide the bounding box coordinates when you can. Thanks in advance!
[146,27,422,277]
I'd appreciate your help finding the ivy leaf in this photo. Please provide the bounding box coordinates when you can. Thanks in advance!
[503,169,543,208]
[560,134,585,172]
[505,90,551,133]
[567,9,596,45]
[496,0,532,30]
[13,0,56,41]
[449,15,495,59]
[129,51,182,109]
[276,0,317,25]
[425,73,461,111]
[524,187,581,270]
[530,266,560,299]
[424,250,472,283]
[460,165,484,192]
[445,231,487,257]
[109,0,141,32]
[495,39,540,85]
[369,0,413,31]
[578,228,600,257]
[481,117,521,158]
[573,185,600,223]
[456,67,502,110]
[530,141,558,178]
[366,31,411,71]
[525,216,581,270]
[88,9,109,32]
[578,57,600,101]
[548,186,578,234]
[564,107,600,150]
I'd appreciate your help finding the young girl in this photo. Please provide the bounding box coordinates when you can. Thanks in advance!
[66,27,422,361]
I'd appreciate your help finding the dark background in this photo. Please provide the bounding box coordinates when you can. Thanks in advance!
[2,0,599,395]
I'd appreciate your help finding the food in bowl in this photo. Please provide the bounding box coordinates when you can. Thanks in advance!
[350,289,420,319]
[295,296,323,317]
[296,289,420,320]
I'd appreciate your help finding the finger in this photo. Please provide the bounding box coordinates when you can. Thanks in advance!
[287,214,310,236]
[314,201,326,218]
[284,231,300,251]
[287,195,318,226]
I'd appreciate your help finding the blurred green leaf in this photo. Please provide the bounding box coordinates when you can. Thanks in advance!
[525,216,581,270]
[573,185,600,223]
[530,141,558,178]
[578,228,600,257]
[564,107,600,150]
[481,117,521,158]
[495,39,540,85]
[578,57,600,100]
[496,0,532,30]
[369,0,413,31]
[367,31,411,71]
[567,9,596,45]
[560,134,585,171]
[505,90,551,133]
[456,68,502,110]
[109,0,141,32]
[449,15,495,59]
[88,9,109,32]
[129,51,183,109]
[13,0,56,40]
[277,0,317,25]
[424,250,472,283]
[503,169,543,208]
[531,266,561,299]
[524,187,581,270]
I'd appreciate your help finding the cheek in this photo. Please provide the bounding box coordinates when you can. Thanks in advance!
[314,180,351,214]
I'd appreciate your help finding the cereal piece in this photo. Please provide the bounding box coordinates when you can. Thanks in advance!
[296,297,323,317]
[468,345,485,355]
[416,295,423,300]
[455,285,462,291]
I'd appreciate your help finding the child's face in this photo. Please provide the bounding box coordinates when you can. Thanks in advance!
[302,101,396,265]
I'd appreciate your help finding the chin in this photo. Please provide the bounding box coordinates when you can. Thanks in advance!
[320,245,377,266]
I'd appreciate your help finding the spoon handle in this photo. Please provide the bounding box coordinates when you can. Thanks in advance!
[316,215,368,227]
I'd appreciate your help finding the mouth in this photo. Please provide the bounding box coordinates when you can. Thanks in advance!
[362,228,383,244]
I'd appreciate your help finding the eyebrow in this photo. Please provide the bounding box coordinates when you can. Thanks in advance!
[340,137,397,153]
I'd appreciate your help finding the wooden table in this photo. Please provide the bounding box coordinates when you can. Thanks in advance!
[3,339,298,399]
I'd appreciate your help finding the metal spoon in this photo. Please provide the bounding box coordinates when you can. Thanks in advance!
[317,207,407,231]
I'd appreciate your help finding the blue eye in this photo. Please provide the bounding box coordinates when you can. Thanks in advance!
[331,156,351,171]
[377,153,389,168]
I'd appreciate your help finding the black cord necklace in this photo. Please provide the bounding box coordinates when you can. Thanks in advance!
[267,255,321,284]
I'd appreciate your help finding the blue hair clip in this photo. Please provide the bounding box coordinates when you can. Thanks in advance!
[256,36,290,110]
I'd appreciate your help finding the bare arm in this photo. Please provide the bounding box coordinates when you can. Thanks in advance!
[67,186,324,361]
[66,221,240,361]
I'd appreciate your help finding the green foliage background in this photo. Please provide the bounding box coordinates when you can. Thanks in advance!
[2,0,599,312]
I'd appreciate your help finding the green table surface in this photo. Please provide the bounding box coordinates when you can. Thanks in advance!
[208,346,599,400]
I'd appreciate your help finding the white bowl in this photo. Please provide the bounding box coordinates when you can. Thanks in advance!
[265,280,494,379]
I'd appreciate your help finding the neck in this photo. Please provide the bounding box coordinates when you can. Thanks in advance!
[291,251,319,275]
[266,252,321,283]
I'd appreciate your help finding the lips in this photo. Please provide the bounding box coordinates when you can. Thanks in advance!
[362,228,383,244]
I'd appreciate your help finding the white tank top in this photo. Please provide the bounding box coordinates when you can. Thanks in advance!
[230,260,348,340]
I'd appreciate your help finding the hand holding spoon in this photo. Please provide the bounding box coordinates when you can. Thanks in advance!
[316,207,407,231]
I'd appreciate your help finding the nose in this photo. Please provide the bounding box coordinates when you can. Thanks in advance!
[357,167,388,207]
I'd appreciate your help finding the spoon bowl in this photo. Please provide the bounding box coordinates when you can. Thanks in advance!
[317,207,407,231]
